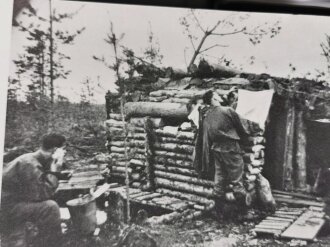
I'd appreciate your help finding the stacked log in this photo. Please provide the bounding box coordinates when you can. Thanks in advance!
[106,115,166,190]
[145,87,234,105]
[152,124,216,199]
[242,131,266,197]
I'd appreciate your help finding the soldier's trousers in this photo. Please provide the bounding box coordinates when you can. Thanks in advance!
[212,150,247,218]
[2,200,62,247]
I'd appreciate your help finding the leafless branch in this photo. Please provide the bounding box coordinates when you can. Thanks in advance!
[188,36,196,51]
[207,20,221,35]
[199,44,228,53]
[212,27,246,36]
[191,10,205,33]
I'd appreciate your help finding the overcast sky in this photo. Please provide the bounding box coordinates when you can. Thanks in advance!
[9,0,330,103]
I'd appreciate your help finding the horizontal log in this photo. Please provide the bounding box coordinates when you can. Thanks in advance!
[135,193,162,201]
[109,141,125,147]
[273,195,325,207]
[127,126,145,133]
[155,129,195,140]
[162,98,190,104]
[111,172,126,179]
[109,113,122,121]
[130,159,146,167]
[186,210,203,220]
[156,188,213,206]
[154,143,194,154]
[105,119,125,128]
[155,178,213,197]
[154,156,193,168]
[112,166,132,174]
[112,161,129,167]
[130,191,152,199]
[125,102,189,119]
[177,131,195,140]
[154,164,197,177]
[175,89,207,98]
[129,140,146,148]
[148,96,169,102]
[108,127,125,136]
[131,182,141,188]
[154,150,192,161]
[110,146,128,154]
[155,171,214,187]
[131,173,142,181]
[130,147,146,154]
[149,90,177,97]
[146,211,182,225]
[127,132,147,140]
[156,136,194,145]
[131,153,146,160]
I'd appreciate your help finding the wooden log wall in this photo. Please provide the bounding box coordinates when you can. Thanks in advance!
[105,115,164,190]
[106,112,267,202]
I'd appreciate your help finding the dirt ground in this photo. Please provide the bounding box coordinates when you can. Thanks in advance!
[61,209,330,247]
[60,154,330,247]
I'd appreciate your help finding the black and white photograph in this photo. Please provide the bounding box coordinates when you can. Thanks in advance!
[1,0,330,246]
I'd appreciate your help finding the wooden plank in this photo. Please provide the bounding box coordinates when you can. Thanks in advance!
[135,193,162,201]
[275,211,303,216]
[281,210,326,240]
[260,221,291,227]
[273,214,297,219]
[130,191,151,199]
[255,224,287,230]
[273,190,320,201]
[254,229,282,236]
[265,217,295,223]
[273,195,325,207]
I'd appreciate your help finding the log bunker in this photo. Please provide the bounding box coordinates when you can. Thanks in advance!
[104,66,330,221]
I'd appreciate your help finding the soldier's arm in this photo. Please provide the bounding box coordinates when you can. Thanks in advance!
[18,161,59,201]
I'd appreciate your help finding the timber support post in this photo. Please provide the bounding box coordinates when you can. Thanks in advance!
[283,98,295,191]
[294,106,307,191]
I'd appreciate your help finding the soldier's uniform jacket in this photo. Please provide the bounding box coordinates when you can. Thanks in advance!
[1,152,58,209]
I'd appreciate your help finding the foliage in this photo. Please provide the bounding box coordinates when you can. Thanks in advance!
[180,9,281,71]
[4,97,107,153]
[14,2,85,104]
[93,21,164,98]
[321,34,330,82]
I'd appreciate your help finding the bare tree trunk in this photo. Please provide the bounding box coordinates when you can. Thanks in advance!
[49,0,54,104]
[187,33,209,71]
